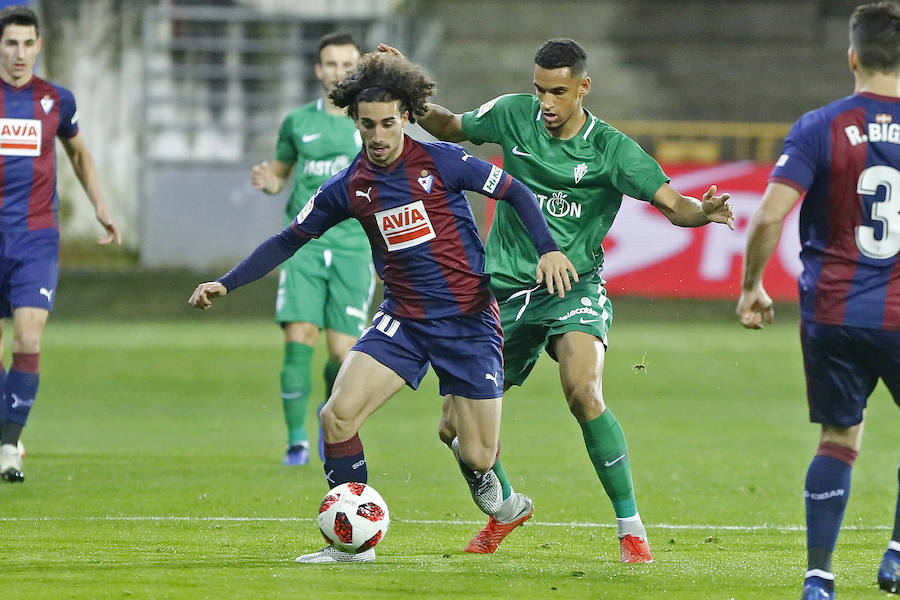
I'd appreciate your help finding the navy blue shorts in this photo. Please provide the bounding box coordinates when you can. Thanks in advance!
[353,301,504,399]
[0,228,60,318]
[800,320,900,426]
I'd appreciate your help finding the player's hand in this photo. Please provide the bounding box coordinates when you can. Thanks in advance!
[536,251,579,298]
[377,43,405,59]
[189,281,228,310]
[736,284,774,329]
[251,161,278,193]
[94,208,122,245]
[701,185,735,230]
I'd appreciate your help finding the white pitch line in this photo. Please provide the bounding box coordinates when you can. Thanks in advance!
[0,515,890,531]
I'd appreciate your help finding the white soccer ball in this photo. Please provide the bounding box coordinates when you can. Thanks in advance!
[317,482,390,554]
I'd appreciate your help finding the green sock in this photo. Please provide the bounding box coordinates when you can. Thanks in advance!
[491,457,513,501]
[581,409,638,518]
[323,358,341,399]
[281,342,314,447]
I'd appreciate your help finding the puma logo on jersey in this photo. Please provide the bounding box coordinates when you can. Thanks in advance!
[375,200,436,251]
[485,372,499,386]
[39,287,53,302]
[356,187,373,202]
[461,152,473,162]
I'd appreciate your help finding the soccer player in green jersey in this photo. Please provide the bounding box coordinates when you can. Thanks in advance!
[381,39,734,561]
[251,33,375,467]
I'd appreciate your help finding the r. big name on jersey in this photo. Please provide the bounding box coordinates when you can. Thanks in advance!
[535,191,582,218]
[844,115,900,146]
[303,155,351,177]
[375,200,436,251]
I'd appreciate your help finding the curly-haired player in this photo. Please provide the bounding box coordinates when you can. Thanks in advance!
[189,52,578,563]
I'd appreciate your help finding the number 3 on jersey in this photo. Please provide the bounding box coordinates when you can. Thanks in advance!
[855,165,900,259]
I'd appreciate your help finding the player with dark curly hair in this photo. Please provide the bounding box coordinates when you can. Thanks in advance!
[189,51,578,563]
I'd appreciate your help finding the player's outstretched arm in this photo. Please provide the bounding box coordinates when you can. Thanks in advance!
[251,159,292,195]
[189,282,227,310]
[536,251,579,298]
[652,183,734,229]
[737,182,800,329]
[60,133,122,245]
[377,44,466,142]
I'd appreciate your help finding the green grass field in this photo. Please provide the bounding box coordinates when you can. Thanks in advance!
[2,306,897,599]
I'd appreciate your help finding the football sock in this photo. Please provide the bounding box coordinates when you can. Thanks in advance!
[892,460,900,543]
[581,408,638,518]
[805,441,857,573]
[491,456,513,500]
[0,354,39,443]
[323,358,341,398]
[616,513,648,540]
[323,433,367,488]
[281,342,313,447]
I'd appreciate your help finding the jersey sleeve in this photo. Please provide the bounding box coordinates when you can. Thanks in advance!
[606,133,670,202]
[769,111,824,193]
[291,174,351,238]
[460,94,520,145]
[56,87,79,139]
[274,113,298,165]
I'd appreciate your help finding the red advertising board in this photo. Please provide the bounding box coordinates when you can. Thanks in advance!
[483,161,801,301]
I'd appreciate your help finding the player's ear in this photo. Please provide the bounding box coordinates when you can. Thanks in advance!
[848,47,859,72]
[314,61,323,80]
[579,75,591,98]
[401,110,410,126]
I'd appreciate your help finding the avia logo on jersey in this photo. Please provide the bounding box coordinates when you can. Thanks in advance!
[536,191,583,218]
[844,116,900,146]
[302,155,351,177]
[375,200,436,251]
[0,118,41,157]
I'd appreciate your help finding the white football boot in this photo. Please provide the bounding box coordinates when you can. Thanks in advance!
[0,442,24,482]
[294,546,375,564]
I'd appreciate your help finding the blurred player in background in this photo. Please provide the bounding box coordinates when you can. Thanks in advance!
[738,3,900,598]
[250,32,374,467]
[190,51,577,563]
[0,6,121,483]
[380,38,734,561]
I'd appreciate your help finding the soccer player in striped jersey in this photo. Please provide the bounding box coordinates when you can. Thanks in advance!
[738,3,900,598]
[250,32,374,468]
[189,52,577,563]
[380,39,734,560]
[0,6,121,483]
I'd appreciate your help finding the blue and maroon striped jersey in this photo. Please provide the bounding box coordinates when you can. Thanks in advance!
[0,76,78,232]
[771,92,900,330]
[290,136,556,319]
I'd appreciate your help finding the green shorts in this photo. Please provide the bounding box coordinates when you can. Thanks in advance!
[275,239,375,337]
[494,273,613,386]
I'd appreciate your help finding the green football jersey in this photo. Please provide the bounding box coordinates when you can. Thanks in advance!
[461,94,669,291]
[275,98,368,252]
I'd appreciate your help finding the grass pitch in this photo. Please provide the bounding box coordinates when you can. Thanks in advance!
[2,311,896,599]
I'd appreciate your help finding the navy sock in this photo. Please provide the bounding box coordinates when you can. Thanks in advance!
[805,441,857,573]
[323,433,367,489]
[1,354,39,440]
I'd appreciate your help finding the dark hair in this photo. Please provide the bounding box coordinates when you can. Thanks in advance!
[850,2,900,72]
[329,52,435,123]
[534,38,587,77]
[0,5,39,39]
[318,31,359,57]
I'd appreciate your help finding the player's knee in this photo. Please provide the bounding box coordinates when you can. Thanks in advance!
[12,330,42,354]
[458,442,495,472]
[319,404,357,441]
[563,382,604,421]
